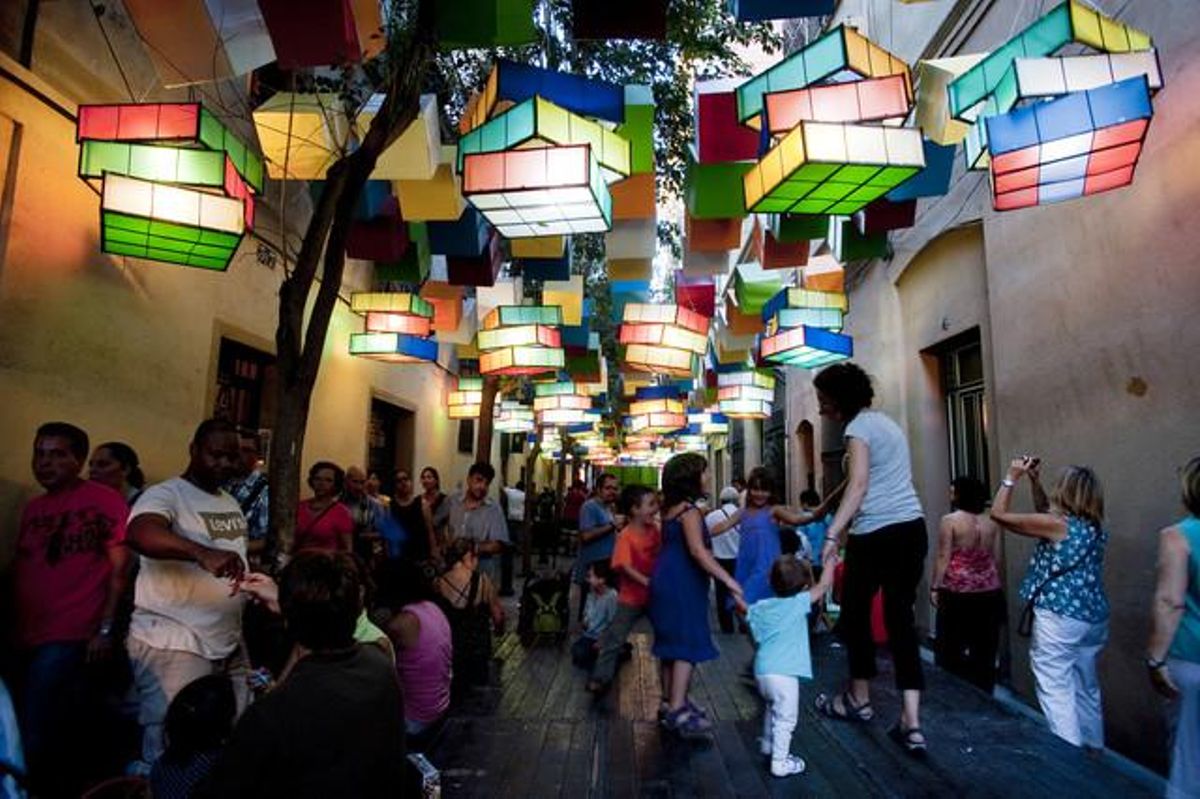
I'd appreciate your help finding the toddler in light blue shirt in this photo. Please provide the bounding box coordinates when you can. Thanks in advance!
[742,554,837,778]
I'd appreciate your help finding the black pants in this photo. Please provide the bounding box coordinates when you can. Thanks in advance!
[935,589,1005,693]
[714,557,738,633]
[842,518,928,691]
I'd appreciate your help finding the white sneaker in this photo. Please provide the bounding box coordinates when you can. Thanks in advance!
[770,754,807,778]
[757,736,772,757]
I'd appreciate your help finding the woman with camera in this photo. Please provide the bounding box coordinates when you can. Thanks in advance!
[991,457,1109,749]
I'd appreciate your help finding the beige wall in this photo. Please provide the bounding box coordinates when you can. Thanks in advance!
[779,0,1200,772]
[0,57,473,565]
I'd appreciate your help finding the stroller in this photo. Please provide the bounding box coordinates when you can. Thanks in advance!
[517,569,570,647]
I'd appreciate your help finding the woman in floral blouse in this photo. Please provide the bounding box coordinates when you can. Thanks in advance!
[991,456,1109,749]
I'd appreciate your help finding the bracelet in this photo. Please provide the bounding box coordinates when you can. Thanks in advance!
[1146,655,1168,670]
[1000,478,1015,488]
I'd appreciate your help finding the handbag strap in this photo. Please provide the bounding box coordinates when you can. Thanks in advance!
[1027,531,1101,606]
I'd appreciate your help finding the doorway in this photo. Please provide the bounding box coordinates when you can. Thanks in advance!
[368,397,415,496]
[796,420,815,494]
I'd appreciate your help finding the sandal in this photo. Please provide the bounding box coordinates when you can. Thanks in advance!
[664,706,713,739]
[889,724,928,758]
[815,691,874,722]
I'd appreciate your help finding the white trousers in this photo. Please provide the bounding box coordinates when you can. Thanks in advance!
[1029,607,1108,748]
[1166,658,1200,799]
[756,674,799,762]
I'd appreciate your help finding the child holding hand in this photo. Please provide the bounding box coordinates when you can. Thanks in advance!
[587,485,661,694]
[572,561,618,669]
[740,553,838,778]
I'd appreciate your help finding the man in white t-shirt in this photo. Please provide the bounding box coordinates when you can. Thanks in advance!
[126,418,250,769]
[706,487,744,634]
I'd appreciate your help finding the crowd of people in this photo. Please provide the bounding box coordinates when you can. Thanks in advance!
[0,360,1197,796]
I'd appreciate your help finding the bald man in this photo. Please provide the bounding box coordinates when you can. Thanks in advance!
[342,466,386,562]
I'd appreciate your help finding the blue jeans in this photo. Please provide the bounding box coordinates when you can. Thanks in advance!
[571,635,599,669]
[19,641,88,790]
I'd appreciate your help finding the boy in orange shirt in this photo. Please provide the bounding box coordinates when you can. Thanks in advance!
[587,485,662,694]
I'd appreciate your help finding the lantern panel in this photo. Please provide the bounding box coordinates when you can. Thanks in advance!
[349,332,438,363]
[760,325,853,368]
[253,93,348,180]
[480,345,566,376]
[611,173,656,220]
[695,79,760,164]
[462,146,613,238]
[764,74,911,135]
[358,93,441,180]
[482,305,563,329]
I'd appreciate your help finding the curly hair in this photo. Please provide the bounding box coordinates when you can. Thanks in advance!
[662,452,707,509]
[813,362,875,420]
[307,461,345,494]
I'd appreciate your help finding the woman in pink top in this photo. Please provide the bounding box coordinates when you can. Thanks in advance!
[294,461,354,553]
[930,477,1005,692]
[379,560,452,747]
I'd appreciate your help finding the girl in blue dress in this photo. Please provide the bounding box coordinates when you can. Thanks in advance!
[649,453,744,738]
[736,467,836,606]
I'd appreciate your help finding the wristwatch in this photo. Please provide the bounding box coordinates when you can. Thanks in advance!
[1145,655,1168,670]
[1001,478,1015,488]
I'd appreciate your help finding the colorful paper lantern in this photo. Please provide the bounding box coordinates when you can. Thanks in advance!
[78,102,264,192]
[258,0,369,68]
[760,229,809,269]
[717,370,775,419]
[609,258,653,281]
[770,213,829,243]
[733,266,784,315]
[510,236,566,259]
[354,93,441,181]
[459,58,624,133]
[610,279,651,320]
[611,173,656,220]
[436,0,538,49]
[854,198,917,235]
[439,297,478,345]
[349,332,438,363]
[494,400,536,432]
[673,274,714,320]
[723,293,764,336]
[759,325,853,368]
[447,232,503,286]
[886,140,956,201]
[253,93,348,180]
[913,55,986,146]
[99,174,245,270]
[427,207,491,257]
[346,198,409,261]
[946,1,1151,125]
[617,85,655,174]
[962,49,1162,170]
[122,0,240,87]
[203,0,277,75]
[763,74,911,137]
[448,376,484,419]
[606,219,657,259]
[736,25,912,129]
[520,252,573,282]
[394,146,467,222]
[543,275,585,325]
[462,145,613,238]
[743,122,925,215]
[572,0,667,39]
[763,287,849,320]
[985,75,1153,211]
[685,216,742,252]
[695,79,760,164]
[481,346,566,377]
[729,0,835,22]
[351,292,434,337]
[457,96,632,182]
[803,255,847,290]
[685,159,752,219]
[375,222,431,284]
[681,244,733,277]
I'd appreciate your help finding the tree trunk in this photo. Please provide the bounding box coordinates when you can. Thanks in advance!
[474,375,500,464]
[268,2,435,556]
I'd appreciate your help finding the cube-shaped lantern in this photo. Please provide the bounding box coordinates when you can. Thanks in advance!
[762,74,911,138]
[695,79,760,164]
[854,197,917,235]
[446,232,503,286]
[985,75,1153,211]
[543,275,585,325]
[457,96,631,181]
[448,376,484,419]
[351,292,434,337]
[606,219,657,259]
[729,0,836,22]
[685,159,753,219]
[760,325,853,369]
[375,222,430,284]
[460,58,624,133]
[349,332,438,363]
[675,273,716,319]
[736,25,912,129]
[436,0,538,49]
[803,255,848,290]
[572,0,667,39]
[462,145,613,238]
[685,216,742,252]
[253,93,348,180]
[394,146,467,222]
[617,85,655,174]
[510,236,566,259]
[886,140,956,201]
[609,258,653,281]
[760,229,809,269]
[770,213,829,242]
[743,122,925,215]
[611,173,656,220]
[357,93,441,181]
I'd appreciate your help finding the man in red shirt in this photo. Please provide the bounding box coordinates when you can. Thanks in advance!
[11,421,131,794]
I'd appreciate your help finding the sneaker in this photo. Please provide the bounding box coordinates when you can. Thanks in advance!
[664,706,714,739]
[770,754,807,778]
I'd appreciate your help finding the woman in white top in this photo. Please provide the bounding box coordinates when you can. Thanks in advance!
[812,363,929,757]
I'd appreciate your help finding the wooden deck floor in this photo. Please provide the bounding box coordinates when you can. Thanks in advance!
[425,591,1161,798]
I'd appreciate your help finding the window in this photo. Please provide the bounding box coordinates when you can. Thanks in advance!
[943,337,989,486]
[457,420,475,455]
[214,338,276,432]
